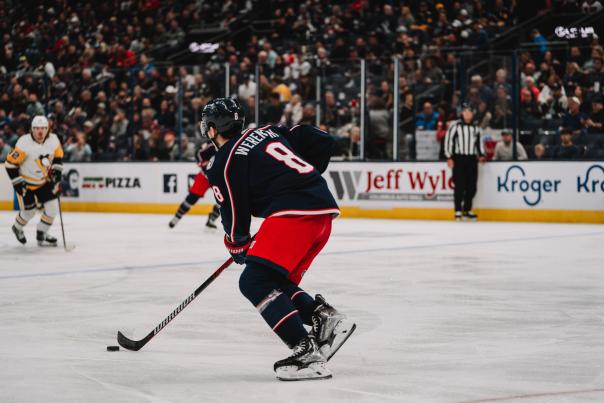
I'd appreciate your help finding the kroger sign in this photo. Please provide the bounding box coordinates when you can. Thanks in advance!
[577,164,604,193]
[496,165,561,206]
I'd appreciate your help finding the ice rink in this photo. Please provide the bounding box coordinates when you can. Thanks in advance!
[1,211,603,403]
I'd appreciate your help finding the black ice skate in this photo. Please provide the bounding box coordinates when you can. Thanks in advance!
[37,230,57,247]
[205,214,217,229]
[168,216,180,228]
[463,211,478,221]
[12,225,26,244]
[311,294,356,361]
[205,206,219,229]
[274,335,332,381]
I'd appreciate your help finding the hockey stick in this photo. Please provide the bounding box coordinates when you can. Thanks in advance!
[117,256,235,351]
[56,195,74,251]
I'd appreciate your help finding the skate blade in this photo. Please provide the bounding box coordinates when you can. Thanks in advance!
[276,362,332,381]
[37,242,58,247]
[203,225,217,233]
[322,321,357,361]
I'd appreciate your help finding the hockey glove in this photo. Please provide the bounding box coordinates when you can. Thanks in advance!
[13,179,27,197]
[224,234,251,264]
[50,168,62,184]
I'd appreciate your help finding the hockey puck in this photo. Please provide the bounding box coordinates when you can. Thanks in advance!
[106,345,120,351]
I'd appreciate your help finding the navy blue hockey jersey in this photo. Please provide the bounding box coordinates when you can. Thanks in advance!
[205,124,339,242]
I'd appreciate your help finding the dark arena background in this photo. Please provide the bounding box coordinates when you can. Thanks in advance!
[1,1,603,402]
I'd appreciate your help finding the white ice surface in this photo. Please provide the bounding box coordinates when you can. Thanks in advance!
[1,211,603,403]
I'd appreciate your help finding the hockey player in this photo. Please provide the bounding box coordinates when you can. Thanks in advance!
[5,115,64,246]
[169,142,220,229]
[200,98,356,381]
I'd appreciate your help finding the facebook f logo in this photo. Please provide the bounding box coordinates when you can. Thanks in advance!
[163,174,177,193]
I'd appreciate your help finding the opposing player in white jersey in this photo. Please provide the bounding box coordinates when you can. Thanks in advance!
[5,115,64,246]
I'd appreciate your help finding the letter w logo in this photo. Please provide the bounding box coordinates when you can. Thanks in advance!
[329,171,361,200]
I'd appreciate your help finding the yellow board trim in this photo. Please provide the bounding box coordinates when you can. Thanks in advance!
[338,207,604,224]
[57,201,215,215]
[0,201,603,223]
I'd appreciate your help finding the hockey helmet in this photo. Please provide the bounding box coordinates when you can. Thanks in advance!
[199,98,245,140]
[31,115,49,129]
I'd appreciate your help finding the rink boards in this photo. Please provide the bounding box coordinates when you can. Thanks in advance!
[1,161,603,223]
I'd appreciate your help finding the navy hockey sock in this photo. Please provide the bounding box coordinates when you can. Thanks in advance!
[239,262,308,348]
[175,193,200,218]
[280,283,316,326]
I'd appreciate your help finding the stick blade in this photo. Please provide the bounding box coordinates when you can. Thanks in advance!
[117,331,144,351]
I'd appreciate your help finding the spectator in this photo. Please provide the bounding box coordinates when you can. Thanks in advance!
[26,94,45,118]
[563,62,584,94]
[539,82,568,119]
[582,0,604,13]
[281,95,303,126]
[65,132,93,162]
[367,96,392,160]
[519,88,542,129]
[181,136,197,161]
[531,29,548,56]
[238,74,257,102]
[416,101,440,130]
[467,22,490,49]
[585,56,604,89]
[337,125,361,159]
[552,128,581,159]
[400,92,415,135]
[533,143,548,160]
[0,137,10,162]
[469,75,494,106]
[582,48,604,72]
[423,57,444,84]
[492,68,511,94]
[300,103,316,125]
[148,136,165,161]
[110,109,129,140]
[272,77,291,102]
[521,62,538,86]
[586,97,604,134]
[262,93,284,125]
[156,100,176,130]
[491,85,512,129]
[523,77,540,102]
[163,132,179,161]
[493,130,528,160]
[562,97,588,136]
[474,100,492,129]
[132,134,149,161]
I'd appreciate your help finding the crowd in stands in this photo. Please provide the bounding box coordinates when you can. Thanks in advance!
[511,35,604,159]
[0,0,202,162]
[1,0,602,162]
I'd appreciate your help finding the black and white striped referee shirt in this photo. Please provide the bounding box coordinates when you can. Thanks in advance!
[444,120,485,158]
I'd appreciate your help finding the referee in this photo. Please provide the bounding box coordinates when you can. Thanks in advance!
[444,103,486,221]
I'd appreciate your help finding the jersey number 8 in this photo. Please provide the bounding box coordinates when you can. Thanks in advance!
[265,142,313,174]
[212,185,224,203]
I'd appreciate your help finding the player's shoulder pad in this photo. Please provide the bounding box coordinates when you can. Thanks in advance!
[48,133,61,144]
[15,134,30,147]
[289,124,335,142]
[285,124,337,173]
